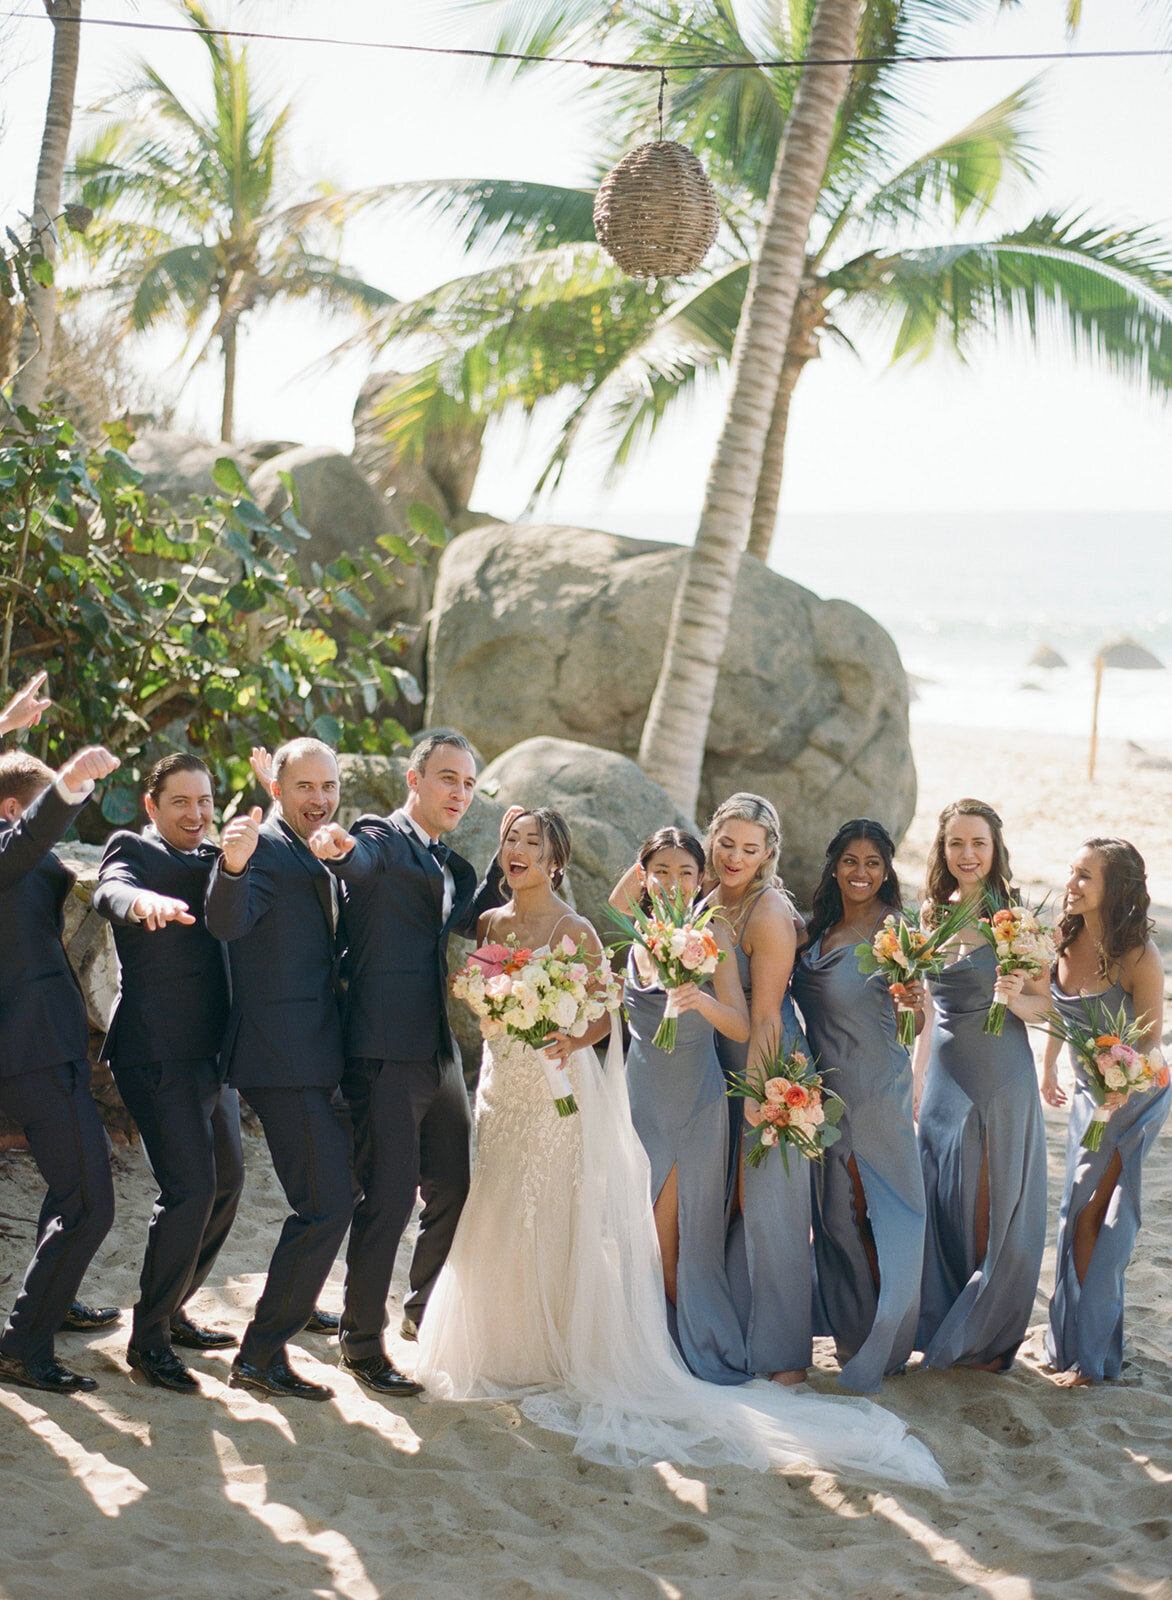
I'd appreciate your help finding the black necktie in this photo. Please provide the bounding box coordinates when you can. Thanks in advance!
[428,838,450,868]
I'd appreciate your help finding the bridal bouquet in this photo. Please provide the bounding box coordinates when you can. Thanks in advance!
[607,887,723,1051]
[856,900,977,1048]
[977,903,1056,1035]
[451,935,621,1116]
[1041,1000,1169,1151]
[726,1040,844,1173]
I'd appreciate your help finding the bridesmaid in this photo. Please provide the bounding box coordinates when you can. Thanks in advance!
[1006,839,1168,1384]
[913,799,1048,1372]
[792,820,928,1394]
[610,829,752,1385]
[703,794,812,1386]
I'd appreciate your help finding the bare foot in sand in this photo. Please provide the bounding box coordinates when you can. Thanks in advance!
[770,1369,807,1387]
[1053,1368,1094,1388]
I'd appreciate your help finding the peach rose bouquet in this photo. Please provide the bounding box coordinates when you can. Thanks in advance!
[726,1039,844,1172]
[978,903,1056,1035]
[1041,999,1169,1151]
[608,886,723,1051]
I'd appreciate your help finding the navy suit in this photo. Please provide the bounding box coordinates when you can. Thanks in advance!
[0,785,115,1369]
[94,826,243,1351]
[206,813,354,1368]
[328,808,501,1355]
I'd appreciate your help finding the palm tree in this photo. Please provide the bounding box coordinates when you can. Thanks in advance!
[70,0,393,441]
[11,0,83,412]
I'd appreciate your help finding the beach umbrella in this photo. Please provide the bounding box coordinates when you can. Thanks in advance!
[1029,643,1067,670]
[1088,635,1165,780]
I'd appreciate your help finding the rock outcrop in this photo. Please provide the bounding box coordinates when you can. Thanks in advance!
[427,524,915,898]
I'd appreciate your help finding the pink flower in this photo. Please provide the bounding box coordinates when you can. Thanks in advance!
[560,933,578,956]
[470,943,512,977]
[763,1077,788,1103]
[485,973,513,1001]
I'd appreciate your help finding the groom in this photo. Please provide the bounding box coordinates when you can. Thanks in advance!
[309,732,513,1395]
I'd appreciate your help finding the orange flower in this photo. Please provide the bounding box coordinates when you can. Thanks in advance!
[1155,1064,1170,1091]
[1094,1034,1121,1049]
[992,909,1016,926]
[783,1084,810,1109]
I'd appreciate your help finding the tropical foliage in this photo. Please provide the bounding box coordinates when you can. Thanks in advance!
[0,405,418,835]
[68,0,395,440]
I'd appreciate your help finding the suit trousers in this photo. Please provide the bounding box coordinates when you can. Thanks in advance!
[112,1056,245,1351]
[240,1086,354,1369]
[340,1053,472,1358]
[0,1062,115,1367]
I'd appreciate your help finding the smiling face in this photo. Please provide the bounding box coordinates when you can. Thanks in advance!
[641,845,703,906]
[711,818,770,895]
[943,814,995,893]
[273,750,340,841]
[500,814,554,893]
[406,743,477,837]
[146,768,215,851]
[835,836,888,913]
[1065,845,1106,920]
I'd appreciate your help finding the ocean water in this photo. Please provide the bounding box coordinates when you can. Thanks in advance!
[573,509,1172,743]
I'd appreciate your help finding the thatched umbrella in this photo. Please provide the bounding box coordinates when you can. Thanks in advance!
[1088,635,1165,779]
[1029,643,1067,670]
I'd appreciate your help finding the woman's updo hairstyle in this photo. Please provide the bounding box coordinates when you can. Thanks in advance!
[501,808,573,890]
[704,792,789,928]
[636,827,705,914]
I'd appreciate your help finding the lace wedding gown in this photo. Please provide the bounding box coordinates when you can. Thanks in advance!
[415,1005,944,1487]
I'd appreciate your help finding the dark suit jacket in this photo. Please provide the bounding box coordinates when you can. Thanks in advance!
[93,825,230,1069]
[0,784,89,1079]
[205,813,344,1091]
[329,808,501,1064]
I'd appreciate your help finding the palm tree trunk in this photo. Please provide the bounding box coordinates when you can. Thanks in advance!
[745,284,827,563]
[637,0,864,814]
[220,318,237,442]
[11,0,83,412]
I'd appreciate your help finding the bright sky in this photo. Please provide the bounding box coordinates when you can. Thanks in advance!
[2,0,1170,524]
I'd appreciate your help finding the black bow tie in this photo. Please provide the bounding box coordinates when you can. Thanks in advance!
[427,838,450,867]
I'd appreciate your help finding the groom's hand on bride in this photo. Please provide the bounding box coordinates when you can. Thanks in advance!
[309,821,356,861]
[498,805,525,846]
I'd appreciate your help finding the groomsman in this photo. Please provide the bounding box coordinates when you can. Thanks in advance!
[93,753,243,1392]
[206,737,354,1402]
[310,732,511,1395]
[0,743,120,1394]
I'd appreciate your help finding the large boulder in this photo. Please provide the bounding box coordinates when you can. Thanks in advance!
[335,753,507,1074]
[479,737,695,935]
[427,524,915,900]
[127,429,264,508]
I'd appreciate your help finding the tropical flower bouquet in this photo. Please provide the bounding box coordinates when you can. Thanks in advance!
[856,900,977,1048]
[978,903,1057,1035]
[1041,999,1169,1150]
[726,1038,844,1172]
[451,934,621,1116]
[608,887,723,1051]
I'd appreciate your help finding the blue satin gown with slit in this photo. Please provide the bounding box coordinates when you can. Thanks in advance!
[917,942,1047,1370]
[716,941,814,1375]
[792,935,926,1393]
[623,956,752,1386]
[1045,977,1170,1381]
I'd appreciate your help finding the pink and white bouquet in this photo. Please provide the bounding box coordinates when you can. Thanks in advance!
[856,899,977,1048]
[1041,1000,1169,1151]
[726,1039,844,1172]
[451,934,620,1116]
[608,887,723,1051]
[978,903,1056,1035]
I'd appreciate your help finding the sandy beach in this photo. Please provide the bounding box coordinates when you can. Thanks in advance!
[2,720,1170,1600]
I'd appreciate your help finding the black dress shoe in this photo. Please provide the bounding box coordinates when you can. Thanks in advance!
[228,1356,333,1402]
[62,1301,119,1331]
[170,1311,236,1350]
[341,1352,423,1397]
[304,1307,340,1335]
[0,1352,97,1393]
[128,1344,200,1392]
[399,1314,419,1343]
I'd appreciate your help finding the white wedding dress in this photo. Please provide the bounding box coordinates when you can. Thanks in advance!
[415,1008,944,1487]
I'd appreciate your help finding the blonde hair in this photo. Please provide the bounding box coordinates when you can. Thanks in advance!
[704,792,792,933]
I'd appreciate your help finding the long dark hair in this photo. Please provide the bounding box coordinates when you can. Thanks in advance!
[499,807,572,890]
[637,827,705,914]
[924,798,1015,913]
[805,819,902,947]
[1058,837,1153,979]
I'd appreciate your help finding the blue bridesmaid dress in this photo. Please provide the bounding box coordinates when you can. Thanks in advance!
[717,940,814,1376]
[1045,977,1170,1381]
[792,935,926,1393]
[623,956,751,1386]
[917,942,1047,1370]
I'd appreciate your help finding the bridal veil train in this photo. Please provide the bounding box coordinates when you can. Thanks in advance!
[415,1025,944,1489]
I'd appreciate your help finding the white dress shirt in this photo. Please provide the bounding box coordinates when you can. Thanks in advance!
[403,812,454,922]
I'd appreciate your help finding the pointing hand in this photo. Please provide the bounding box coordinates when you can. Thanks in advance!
[132,892,196,931]
[308,822,355,861]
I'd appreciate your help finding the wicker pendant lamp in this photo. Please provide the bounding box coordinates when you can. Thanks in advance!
[593,73,720,279]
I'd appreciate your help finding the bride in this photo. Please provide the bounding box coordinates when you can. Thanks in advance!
[414,808,944,1487]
